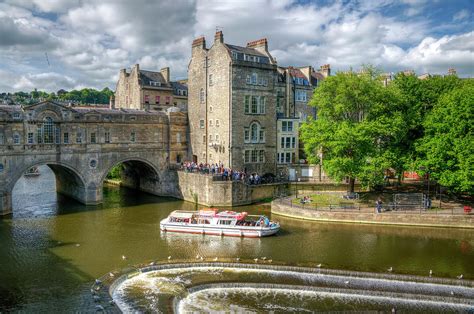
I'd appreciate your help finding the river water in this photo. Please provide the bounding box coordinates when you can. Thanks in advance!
[1,166,473,312]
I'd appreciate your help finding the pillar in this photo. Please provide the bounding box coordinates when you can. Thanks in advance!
[0,191,12,216]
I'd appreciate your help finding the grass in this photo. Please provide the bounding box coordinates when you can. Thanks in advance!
[291,192,357,206]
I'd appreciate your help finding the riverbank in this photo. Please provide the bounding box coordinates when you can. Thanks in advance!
[272,198,474,229]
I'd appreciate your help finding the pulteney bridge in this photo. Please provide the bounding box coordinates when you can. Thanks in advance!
[0,101,188,215]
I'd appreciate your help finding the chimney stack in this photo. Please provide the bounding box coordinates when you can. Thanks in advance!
[214,30,224,44]
[192,36,206,50]
[109,94,115,109]
[448,68,457,76]
[161,67,170,83]
[246,38,268,53]
[320,64,331,78]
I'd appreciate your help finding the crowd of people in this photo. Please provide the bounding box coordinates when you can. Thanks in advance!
[180,161,264,185]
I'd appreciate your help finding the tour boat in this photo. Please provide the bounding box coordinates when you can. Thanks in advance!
[160,208,280,238]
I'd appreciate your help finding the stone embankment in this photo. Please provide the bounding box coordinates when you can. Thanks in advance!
[271,198,474,229]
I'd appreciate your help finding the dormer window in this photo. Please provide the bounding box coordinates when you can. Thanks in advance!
[150,81,161,87]
[244,54,260,63]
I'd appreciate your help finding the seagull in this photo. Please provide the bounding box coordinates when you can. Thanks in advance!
[95,279,102,285]
[457,274,463,280]
[122,255,127,260]
[75,244,80,247]
[268,259,272,263]
[235,257,240,262]
[200,256,204,261]
[109,272,115,278]
[344,280,350,285]
[213,257,218,261]
[316,264,322,268]
[168,256,172,260]
[262,257,267,260]
[387,267,393,272]
[254,258,259,263]
[148,261,155,266]
[429,270,433,277]
[450,291,454,296]
[196,254,200,259]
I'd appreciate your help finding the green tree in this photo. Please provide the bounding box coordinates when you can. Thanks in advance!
[416,80,474,193]
[300,68,405,192]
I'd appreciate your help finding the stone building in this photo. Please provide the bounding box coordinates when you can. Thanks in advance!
[188,31,278,174]
[114,64,187,111]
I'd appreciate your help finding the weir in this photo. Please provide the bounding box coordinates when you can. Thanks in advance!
[91,261,474,312]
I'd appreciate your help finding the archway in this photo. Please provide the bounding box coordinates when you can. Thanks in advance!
[10,162,87,216]
[102,158,161,196]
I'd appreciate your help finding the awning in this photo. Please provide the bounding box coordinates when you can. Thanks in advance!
[169,211,194,219]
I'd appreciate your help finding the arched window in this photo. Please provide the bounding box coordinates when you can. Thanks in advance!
[43,117,54,143]
[250,123,259,143]
[200,88,205,103]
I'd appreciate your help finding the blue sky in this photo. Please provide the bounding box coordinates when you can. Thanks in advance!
[0,0,472,92]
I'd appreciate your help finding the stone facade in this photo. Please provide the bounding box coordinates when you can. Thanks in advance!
[0,101,188,215]
[114,64,188,111]
[188,32,278,174]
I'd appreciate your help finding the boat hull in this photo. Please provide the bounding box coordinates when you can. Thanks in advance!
[160,221,279,238]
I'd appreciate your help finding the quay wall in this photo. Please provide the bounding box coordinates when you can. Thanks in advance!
[175,171,289,206]
[271,199,474,229]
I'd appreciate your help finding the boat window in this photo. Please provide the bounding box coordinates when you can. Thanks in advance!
[219,220,232,225]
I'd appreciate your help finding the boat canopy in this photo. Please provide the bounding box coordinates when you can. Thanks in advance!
[169,211,194,219]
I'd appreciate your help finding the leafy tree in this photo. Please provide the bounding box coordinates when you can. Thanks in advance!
[300,68,405,192]
[416,80,474,193]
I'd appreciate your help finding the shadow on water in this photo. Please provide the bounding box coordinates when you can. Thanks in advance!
[0,220,95,312]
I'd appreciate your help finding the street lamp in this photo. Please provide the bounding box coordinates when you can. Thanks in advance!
[295,170,299,198]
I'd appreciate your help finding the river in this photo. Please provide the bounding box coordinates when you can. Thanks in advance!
[1,166,473,312]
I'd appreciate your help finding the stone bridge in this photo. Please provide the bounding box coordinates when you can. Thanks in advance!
[0,101,188,215]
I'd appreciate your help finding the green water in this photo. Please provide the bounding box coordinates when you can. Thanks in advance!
[1,184,473,312]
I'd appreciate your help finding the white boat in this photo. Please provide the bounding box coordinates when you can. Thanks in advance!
[160,208,280,238]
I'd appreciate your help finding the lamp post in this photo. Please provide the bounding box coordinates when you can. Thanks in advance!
[295,170,299,198]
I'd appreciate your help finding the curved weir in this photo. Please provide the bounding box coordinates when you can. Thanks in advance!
[92,262,474,313]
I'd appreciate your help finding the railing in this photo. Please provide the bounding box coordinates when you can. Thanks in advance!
[176,167,289,185]
[275,196,470,215]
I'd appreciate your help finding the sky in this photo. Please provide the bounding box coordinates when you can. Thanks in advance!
[0,0,473,92]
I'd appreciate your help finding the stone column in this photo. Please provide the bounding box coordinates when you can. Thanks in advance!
[0,191,12,215]
[84,182,103,205]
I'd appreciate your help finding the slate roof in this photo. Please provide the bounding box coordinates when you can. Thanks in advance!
[139,70,172,88]
[225,44,267,57]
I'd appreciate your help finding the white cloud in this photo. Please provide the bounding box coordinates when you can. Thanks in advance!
[453,9,471,21]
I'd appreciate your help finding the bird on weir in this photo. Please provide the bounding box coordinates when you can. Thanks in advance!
[122,255,127,260]
[457,274,463,280]
[429,270,433,277]
[168,256,172,260]
[387,267,393,272]
[254,258,259,263]
[316,263,322,268]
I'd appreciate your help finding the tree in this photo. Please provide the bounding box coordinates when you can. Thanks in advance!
[416,80,474,193]
[300,68,405,192]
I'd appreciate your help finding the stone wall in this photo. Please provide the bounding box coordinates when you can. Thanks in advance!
[175,171,289,206]
[271,199,474,229]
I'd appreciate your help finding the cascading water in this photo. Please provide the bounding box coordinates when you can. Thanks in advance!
[93,262,474,313]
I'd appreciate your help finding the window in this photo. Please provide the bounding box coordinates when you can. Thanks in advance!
[296,90,307,102]
[13,133,20,144]
[144,95,150,103]
[215,134,219,143]
[76,132,82,144]
[286,137,291,148]
[202,135,206,144]
[259,150,265,162]
[251,123,258,142]
[244,54,260,63]
[13,112,20,119]
[281,137,285,149]
[199,119,204,128]
[246,75,251,84]
[215,119,220,127]
[27,132,34,144]
[64,132,69,144]
[166,96,171,104]
[245,96,265,114]
[156,95,161,104]
[258,96,265,114]
[286,152,291,163]
[282,121,293,132]
[126,96,128,105]
[90,132,96,144]
[209,119,213,127]
[251,96,258,114]
[287,121,293,131]
[244,129,250,142]
[105,132,110,143]
[176,132,181,143]
[259,130,265,142]
[292,137,296,148]
[130,132,136,143]
[0,163,3,172]
[244,150,250,163]
[200,88,205,103]
[251,150,258,162]
[232,51,238,59]
[209,106,213,112]
[251,73,257,85]
[42,117,55,144]
[150,81,161,87]
[209,74,213,86]
[244,95,250,113]
[209,134,213,142]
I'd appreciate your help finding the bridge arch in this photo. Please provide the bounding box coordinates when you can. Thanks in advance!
[100,157,161,195]
[8,161,89,211]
